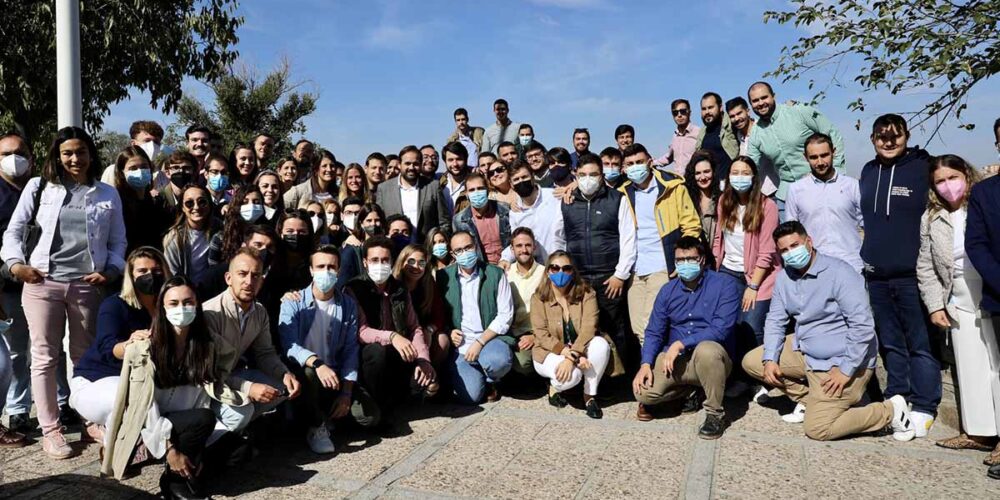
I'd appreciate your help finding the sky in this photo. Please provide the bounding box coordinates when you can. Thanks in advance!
[104,0,1000,176]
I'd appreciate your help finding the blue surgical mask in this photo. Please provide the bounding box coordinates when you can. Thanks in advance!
[207,173,229,192]
[603,168,621,182]
[729,175,753,193]
[432,243,448,259]
[312,270,338,293]
[239,203,264,223]
[676,262,702,281]
[625,164,650,184]
[518,135,532,146]
[469,190,489,209]
[548,271,572,288]
[456,250,479,269]
[782,245,812,270]
[125,168,151,189]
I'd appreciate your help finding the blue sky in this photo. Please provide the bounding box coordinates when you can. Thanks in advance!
[104,0,1000,175]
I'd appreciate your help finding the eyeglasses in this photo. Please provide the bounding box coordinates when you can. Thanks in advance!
[453,245,476,255]
[183,198,209,209]
[406,258,427,269]
[488,167,506,177]
[547,264,575,273]
[675,257,701,265]
[672,108,690,116]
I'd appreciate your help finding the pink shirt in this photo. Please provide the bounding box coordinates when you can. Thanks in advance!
[472,207,503,264]
[655,124,701,175]
[711,196,781,300]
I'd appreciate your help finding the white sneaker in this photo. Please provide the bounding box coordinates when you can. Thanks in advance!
[889,395,915,442]
[753,386,771,404]
[306,425,336,454]
[910,411,935,438]
[781,403,806,424]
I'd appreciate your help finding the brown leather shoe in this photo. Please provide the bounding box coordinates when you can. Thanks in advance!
[636,403,653,422]
[485,384,501,403]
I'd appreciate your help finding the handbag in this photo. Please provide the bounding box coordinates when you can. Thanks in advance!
[21,178,47,260]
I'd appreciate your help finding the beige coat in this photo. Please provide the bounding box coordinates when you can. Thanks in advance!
[203,290,289,394]
[917,208,961,319]
[529,289,625,376]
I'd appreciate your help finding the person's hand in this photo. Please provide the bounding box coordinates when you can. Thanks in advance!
[577,356,592,371]
[330,393,351,419]
[282,290,302,302]
[450,329,464,347]
[248,382,281,403]
[283,372,301,399]
[498,260,511,271]
[128,329,151,342]
[517,334,535,351]
[82,272,108,286]
[603,276,625,299]
[555,357,575,383]
[662,341,684,377]
[315,364,340,390]
[414,359,436,387]
[762,361,783,387]
[632,364,653,395]
[464,339,484,363]
[220,204,230,217]
[742,288,758,312]
[929,310,951,329]
[821,366,850,397]
[166,447,196,480]
[391,333,417,362]
[10,264,45,285]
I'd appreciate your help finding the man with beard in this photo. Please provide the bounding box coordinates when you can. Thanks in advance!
[524,140,552,188]
[481,98,521,154]
[746,81,845,220]
[185,124,212,173]
[254,133,276,169]
[654,99,700,176]
[419,144,440,181]
[447,108,484,169]
[694,92,738,183]
[726,97,778,197]
[569,128,592,169]
[293,139,317,183]
[440,142,471,215]
[498,162,566,268]
[375,145,449,242]
[497,141,518,170]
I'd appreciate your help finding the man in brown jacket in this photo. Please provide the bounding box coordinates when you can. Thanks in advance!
[446,107,485,169]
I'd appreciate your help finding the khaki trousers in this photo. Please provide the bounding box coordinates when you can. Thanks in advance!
[628,270,671,345]
[742,336,894,441]
[635,341,731,417]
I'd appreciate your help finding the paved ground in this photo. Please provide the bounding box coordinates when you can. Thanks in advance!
[2,375,998,499]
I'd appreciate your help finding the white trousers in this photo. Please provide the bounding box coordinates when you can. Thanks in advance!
[69,375,120,445]
[950,272,1000,436]
[533,336,610,396]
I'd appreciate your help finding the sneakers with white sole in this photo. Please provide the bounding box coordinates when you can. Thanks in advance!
[910,411,935,438]
[753,386,771,404]
[306,425,336,454]
[42,429,73,459]
[781,402,806,423]
[889,395,915,442]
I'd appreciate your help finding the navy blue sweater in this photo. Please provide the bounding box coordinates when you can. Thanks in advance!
[74,295,152,382]
[859,148,931,280]
[966,175,1000,313]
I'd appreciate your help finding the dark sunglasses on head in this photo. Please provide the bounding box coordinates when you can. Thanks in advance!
[183,198,209,209]
[672,108,690,116]
[547,264,575,273]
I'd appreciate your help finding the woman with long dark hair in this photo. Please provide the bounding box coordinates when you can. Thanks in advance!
[684,150,722,253]
[255,169,285,227]
[337,200,385,288]
[208,185,265,266]
[113,146,172,253]
[162,185,222,283]
[285,149,339,209]
[228,143,259,191]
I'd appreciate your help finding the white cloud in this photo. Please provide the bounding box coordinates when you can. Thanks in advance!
[364,23,428,50]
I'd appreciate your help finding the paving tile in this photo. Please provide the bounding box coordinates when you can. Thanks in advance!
[714,436,806,499]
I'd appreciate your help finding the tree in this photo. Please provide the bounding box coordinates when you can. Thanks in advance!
[0,0,241,156]
[96,131,131,165]
[170,58,318,163]
[764,0,1000,141]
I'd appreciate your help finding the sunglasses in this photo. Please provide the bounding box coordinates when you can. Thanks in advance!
[307,210,323,218]
[488,168,506,177]
[183,198,209,209]
[406,258,427,269]
[547,264,575,273]
[672,108,690,116]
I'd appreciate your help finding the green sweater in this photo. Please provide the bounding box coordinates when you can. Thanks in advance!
[437,263,515,346]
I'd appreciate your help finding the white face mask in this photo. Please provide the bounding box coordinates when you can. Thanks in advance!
[578,176,601,196]
[343,214,357,231]
[0,154,30,178]
[367,262,391,284]
[310,216,323,232]
[138,141,161,161]
[164,305,196,327]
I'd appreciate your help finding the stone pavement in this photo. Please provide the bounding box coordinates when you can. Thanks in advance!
[2,384,998,499]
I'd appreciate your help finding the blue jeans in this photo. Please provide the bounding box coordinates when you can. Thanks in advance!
[719,267,771,345]
[774,197,786,223]
[867,277,941,415]
[0,328,10,416]
[449,337,513,404]
[2,289,70,415]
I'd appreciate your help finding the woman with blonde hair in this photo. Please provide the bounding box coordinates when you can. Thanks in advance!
[338,162,370,203]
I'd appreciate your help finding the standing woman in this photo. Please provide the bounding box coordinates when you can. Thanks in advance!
[394,244,449,379]
[255,169,285,227]
[276,157,299,192]
[163,185,222,283]
[228,143,259,191]
[427,227,453,271]
[285,150,339,209]
[338,163,370,203]
[1,126,127,458]
[916,155,1000,455]
[208,185,265,266]
[337,202,386,289]
[685,150,721,266]
[530,251,611,419]
[711,156,780,397]
[114,146,172,254]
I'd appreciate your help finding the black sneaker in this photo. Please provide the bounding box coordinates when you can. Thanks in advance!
[548,392,568,408]
[585,398,603,419]
[681,389,704,414]
[7,413,35,433]
[989,463,1000,480]
[59,405,81,428]
[698,414,727,440]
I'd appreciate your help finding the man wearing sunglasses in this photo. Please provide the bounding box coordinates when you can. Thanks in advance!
[653,99,700,175]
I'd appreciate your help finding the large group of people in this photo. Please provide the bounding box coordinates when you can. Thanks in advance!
[1,81,999,498]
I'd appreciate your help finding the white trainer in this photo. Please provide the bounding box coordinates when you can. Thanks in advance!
[889,395,915,442]
[910,411,935,438]
[306,425,336,454]
[781,402,806,424]
[753,386,771,404]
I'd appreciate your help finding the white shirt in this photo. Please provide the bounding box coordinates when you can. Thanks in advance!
[458,134,480,168]
[722,206,746,273]
[611,196,639,280]
[442,175,466,216]
[951,207,967,276]
[737,128,779,196]
[304,296,336,363]
[500,189,566,264]
[399,181,420,228]
[456,268,514,355]
[633,182,666,276]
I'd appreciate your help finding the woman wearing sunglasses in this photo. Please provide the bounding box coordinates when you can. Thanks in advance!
[163,185,222,283]
[529,251,611,419]
[393,244,448,385]
[486,163,518,206]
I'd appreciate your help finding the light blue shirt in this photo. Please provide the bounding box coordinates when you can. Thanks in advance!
[785,172,864,272]
[633,182,666,276]
[278,285,360,381]
[456,267,514,355]
[763,253,878,376]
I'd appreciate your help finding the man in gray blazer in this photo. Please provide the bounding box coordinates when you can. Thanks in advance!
[375,145,450,243]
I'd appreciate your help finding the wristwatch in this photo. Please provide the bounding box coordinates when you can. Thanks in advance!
[747,283,760,291]
[313,359,326,369]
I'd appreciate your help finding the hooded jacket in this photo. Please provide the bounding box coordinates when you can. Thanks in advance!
[859,147,931,280]
[619,169,702,275]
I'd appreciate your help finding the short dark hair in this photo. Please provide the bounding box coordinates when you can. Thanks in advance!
[804,132,834,151]
[243,224,278,245]
[454,107,468,119]
[675,235,705,256]
[129,121,164,141]
[599,147,622,162]
[366,152,387,166]
[547,147,572,166]
[294,139,313,149]
[311,244,341,266]
[725,97,749,112]
[670,99,690,111]
[518,123,533,133]
[185,124,211,139]
[701,92,723,107]
[478,151,497,161]
[0,130,30,156]
[255,132,275,142]
[773,220,808,243]
[572,128,590,140]
[525,140,546,154]
[497,141,516,151]
[399,145,422,161]
[442,141,469,162]
[386,213,413,231]
[621,143,649,159]
[493,98,509,108]
[511,226,535,241]
[872,113,909,138]
[511,159,532,176]
[465,172,489,190]
[362,236,394,258]
[576,153,601,169]
[614,124,635,138]
[451,230,475,245]
[748,81,775,97]
[386,154,400,163]
[420,144,437,153]
[341,195,365,209]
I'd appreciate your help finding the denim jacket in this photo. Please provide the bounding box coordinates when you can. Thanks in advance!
[1,177,126,277]
[278,285,360,381]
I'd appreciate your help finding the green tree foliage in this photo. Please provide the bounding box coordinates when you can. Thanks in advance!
[96,131,131,165]
[170,59,318,165]
[764,0,1000,140]
[0,0,241,156]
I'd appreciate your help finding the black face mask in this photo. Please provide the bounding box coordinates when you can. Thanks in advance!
[170,171,193,187]
[283,233,306,253]
[362,225,383,237]
[512,180,535,198]
[390,234,411,253]
[257,248,273,270]
[549,166,571,183]
[134,272,165,297]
